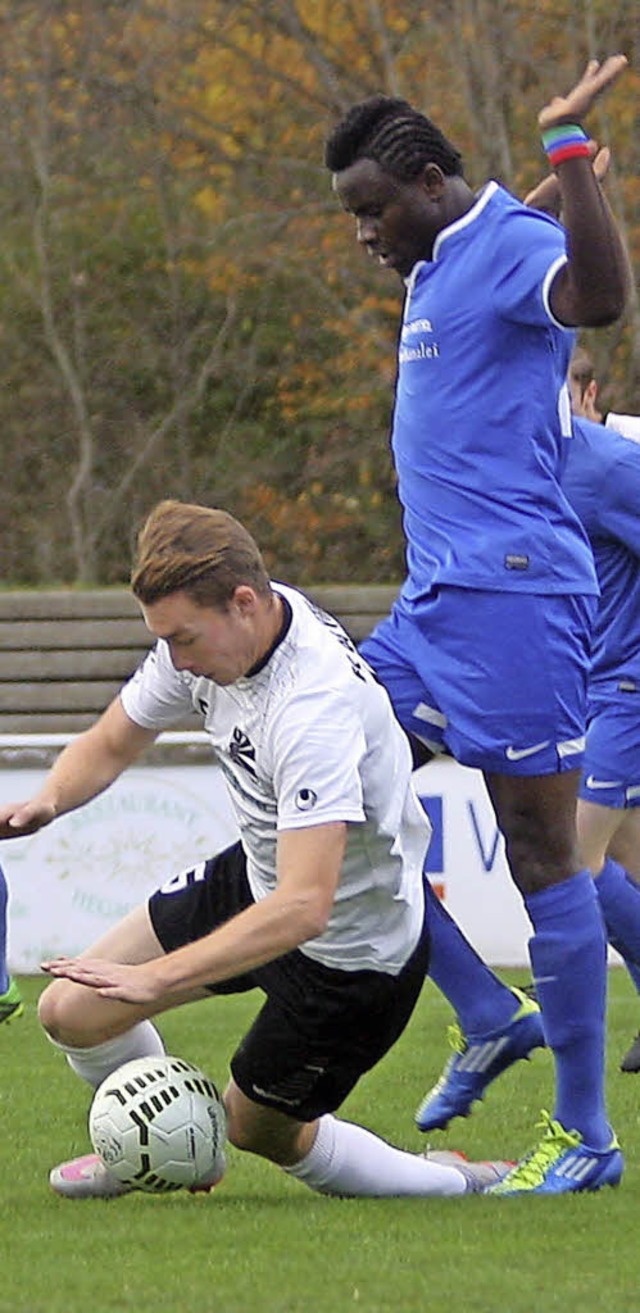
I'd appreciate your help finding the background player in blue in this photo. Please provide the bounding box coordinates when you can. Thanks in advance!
[569,345,640,445]
[0,863,23,1026]
[567,384,640,1075]
[325,57,631,1194]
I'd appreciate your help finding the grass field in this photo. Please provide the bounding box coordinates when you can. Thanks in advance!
[1,970,638,1313]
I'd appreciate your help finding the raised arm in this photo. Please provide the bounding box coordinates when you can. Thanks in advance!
[524,145,610,218]
[542,56,632,327]
[0,696,157,840]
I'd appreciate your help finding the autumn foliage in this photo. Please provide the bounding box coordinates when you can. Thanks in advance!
[0,1,638,584]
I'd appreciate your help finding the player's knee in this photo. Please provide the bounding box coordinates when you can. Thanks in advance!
[37,979,63,1037]
[503,814,578,892]
[225,1115,256,1154]
[38,978,105,1046]
[223,1083,305,1164]
[223,1103,270,1157]
[223,1089,266,1155]
[221,1081,252,1149]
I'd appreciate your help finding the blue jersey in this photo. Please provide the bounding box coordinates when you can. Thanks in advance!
[392,182,597,601]
[563,417,640,696]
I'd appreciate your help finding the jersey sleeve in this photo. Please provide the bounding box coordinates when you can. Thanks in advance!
[270,689,367,831]
[491,208,569,328]
[120,640,196,729]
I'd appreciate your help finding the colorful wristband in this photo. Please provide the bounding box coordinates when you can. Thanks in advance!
[541,123,591,168]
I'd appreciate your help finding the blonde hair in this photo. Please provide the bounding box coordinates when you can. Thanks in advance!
[131,500,271,608]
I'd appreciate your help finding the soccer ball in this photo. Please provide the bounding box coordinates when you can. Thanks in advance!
[89,1054,227,1193]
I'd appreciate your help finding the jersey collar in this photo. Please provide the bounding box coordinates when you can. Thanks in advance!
[432,180,499,260]
[243,592,293,679]
[404,180,500,295]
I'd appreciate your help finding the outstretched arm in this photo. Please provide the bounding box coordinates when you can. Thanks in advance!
[42,822,347,1002]
[0,697,157,839]
[542,56,632,327]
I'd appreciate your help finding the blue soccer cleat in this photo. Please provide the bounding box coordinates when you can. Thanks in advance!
[0,977,23,1025]
[486,1111,624,1195]
[415,987,545,1132]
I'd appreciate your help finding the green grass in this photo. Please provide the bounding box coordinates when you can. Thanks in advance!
[1,970,638,1313]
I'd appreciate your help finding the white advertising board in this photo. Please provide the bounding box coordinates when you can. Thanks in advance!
[2,760,238,971]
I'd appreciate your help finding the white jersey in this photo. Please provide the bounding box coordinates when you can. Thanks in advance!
[120,583,430,975]
[606,412,640,445]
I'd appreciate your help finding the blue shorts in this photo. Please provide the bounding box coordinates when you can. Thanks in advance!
[360,587,595,776]
[579,690,640,809]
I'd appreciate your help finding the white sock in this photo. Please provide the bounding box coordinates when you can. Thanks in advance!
[50,1021,166,1089]
[284,1115,467,1197]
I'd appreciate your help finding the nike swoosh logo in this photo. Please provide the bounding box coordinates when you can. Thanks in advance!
[585,774,623,790]
[505,741,551,761]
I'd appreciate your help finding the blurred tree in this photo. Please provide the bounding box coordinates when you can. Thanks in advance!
[0,0,637,584]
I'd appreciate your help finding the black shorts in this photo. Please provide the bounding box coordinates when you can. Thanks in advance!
[148,841,430,1122]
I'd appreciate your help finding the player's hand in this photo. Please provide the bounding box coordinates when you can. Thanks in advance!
[0,799,57,839]
[41,955,165,1003]
[538,55,627,129]
[524,145,611,214]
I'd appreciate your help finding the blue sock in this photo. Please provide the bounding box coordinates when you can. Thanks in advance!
[526,870,611,1149]
[424,878,519,1037]
[0,865,9,994]
[595,858,640,983]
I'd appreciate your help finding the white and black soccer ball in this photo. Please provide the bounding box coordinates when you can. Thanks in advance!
[89,1055,227,1193]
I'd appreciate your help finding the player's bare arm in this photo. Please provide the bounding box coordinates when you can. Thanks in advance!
[544,56,631,326]
[0,697,157,840]
[524,144,610,217]
[42,820,348,1002]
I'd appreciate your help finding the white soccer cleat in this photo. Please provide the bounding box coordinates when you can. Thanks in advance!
[49,1152,134,1200]
[424,1147,514,1193]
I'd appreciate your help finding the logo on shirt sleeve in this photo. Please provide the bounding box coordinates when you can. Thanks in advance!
[295,788,318,811]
